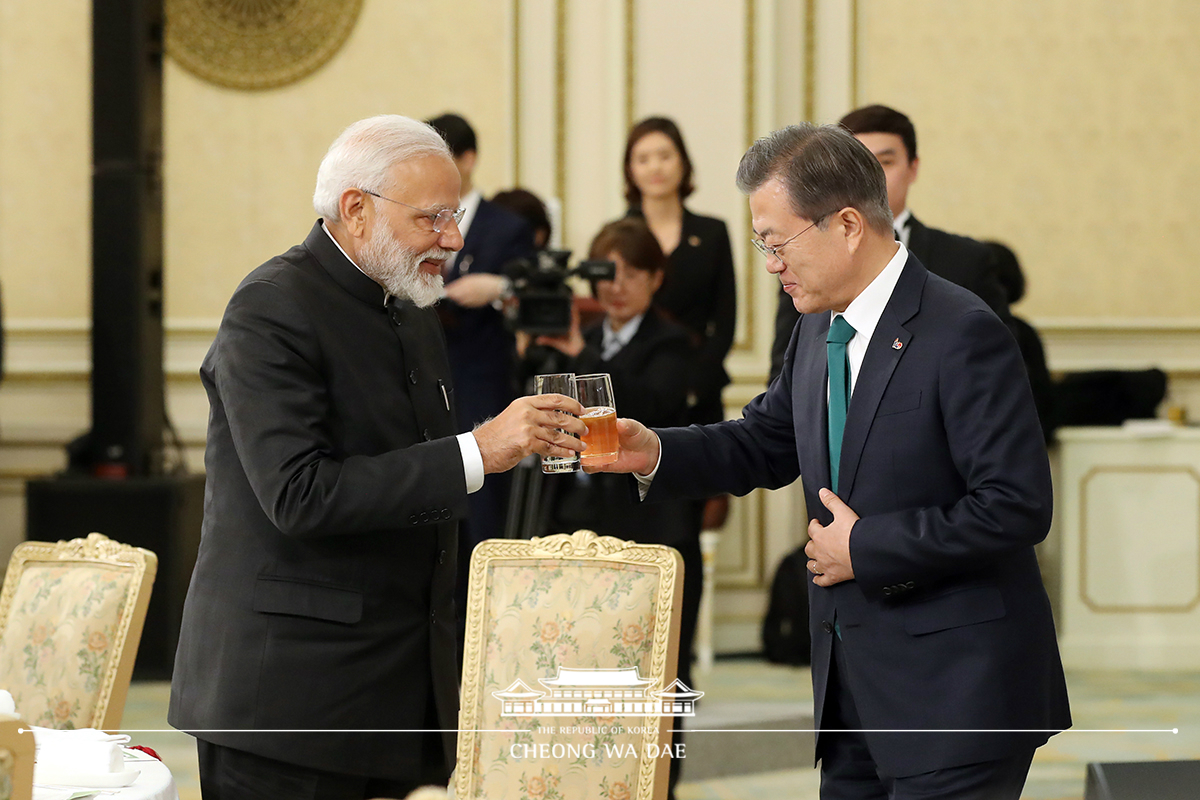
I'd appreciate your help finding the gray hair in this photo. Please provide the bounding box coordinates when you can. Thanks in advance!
[735,123,892,233]
[313,115,452,222]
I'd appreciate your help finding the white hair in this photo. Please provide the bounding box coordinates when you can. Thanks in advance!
[313,115,452,222]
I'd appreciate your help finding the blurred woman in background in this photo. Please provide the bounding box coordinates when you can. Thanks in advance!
[622,116,736,427]
[622,116,737,532]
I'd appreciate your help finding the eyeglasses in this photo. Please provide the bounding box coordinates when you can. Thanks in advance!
[751,216,825,259]
[362,189,465,233]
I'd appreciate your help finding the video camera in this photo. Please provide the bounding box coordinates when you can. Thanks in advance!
[503,249,615,336]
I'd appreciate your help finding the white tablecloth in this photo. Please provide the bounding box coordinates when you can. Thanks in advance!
[33,748,178,800]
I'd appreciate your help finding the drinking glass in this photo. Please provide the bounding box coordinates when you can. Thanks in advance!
[533,373,581,473]
[575,373,619,466]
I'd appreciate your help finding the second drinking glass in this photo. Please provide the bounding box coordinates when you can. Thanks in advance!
[576,373,619,466]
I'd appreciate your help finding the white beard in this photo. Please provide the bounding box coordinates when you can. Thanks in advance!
[358,224,449,308]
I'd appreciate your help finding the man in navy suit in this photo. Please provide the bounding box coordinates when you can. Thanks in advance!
[426,114,537,606]
[593,123,1070,799]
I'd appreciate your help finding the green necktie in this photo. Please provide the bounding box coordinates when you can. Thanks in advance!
[826,315,857,493]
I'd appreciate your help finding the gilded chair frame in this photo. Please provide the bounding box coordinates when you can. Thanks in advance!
[456,529,683,800]
[0,533,157,731]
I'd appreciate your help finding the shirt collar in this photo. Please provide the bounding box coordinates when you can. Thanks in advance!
[322,220,367,275]
[892,209,911,247]
[834,242,908,346]
[319,220,393,307]
[601,312,645,359]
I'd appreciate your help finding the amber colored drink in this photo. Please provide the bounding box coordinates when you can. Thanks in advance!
[580,406,619,464]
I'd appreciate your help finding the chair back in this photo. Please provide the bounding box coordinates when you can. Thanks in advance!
[0,714,33,800]
[456,530,684,800]
[0,533,156,731]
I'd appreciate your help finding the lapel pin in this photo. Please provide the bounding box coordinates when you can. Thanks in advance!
[892,338,903,350]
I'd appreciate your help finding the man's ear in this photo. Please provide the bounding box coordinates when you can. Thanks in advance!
[837,207,868,252]
[909,155,920,183]
[339,188,370,239]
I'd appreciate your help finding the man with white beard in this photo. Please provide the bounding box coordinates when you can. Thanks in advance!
[168,115,587,800]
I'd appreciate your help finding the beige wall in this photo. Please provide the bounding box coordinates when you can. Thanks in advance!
[0,0,92,321]
[5,0,1200,647]
[0,1,514,326]
[854,0,1200,321]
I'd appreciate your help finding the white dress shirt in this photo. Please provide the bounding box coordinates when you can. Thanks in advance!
[321,221,484,494]
[832,241,908,397]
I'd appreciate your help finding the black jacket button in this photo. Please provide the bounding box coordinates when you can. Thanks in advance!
[408,514,418,525]
[438,550,446,564]
[409,369,419,385]
[390,310,402,325]
[423,429,432,441]
[821,621,834,634]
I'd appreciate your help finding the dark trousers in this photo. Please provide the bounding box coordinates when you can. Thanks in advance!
[818,637,1035,800]
[197,738,446,800]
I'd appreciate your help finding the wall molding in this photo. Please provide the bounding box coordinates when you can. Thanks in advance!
[1036,318,1200,372]
[13,315,1200,380]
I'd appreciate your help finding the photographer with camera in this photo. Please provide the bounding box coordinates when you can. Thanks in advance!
[517,217,701,799]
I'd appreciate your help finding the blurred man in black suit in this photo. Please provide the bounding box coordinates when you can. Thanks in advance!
[770,105,1007,380]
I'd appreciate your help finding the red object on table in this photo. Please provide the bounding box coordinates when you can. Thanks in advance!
[129,744,161,761]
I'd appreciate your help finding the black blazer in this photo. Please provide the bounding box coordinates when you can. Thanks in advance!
[550,309,697,546]
[770,215,1008,380]
[651,255,1070,776]
[440,198,536,429]
[629,208,736,420]
[169,222,464,780]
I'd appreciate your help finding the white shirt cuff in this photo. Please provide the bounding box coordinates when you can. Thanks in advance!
[458,432,485,494]
[633,445,662,501]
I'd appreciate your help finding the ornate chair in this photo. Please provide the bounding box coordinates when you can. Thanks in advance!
[0,533,157,731]
[0,714,33,800]
[456,530,685,800]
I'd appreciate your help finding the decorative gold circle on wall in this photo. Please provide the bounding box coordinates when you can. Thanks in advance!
[166,0,364,90]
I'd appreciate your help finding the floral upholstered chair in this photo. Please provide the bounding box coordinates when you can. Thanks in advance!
[0,714,33,800]
[456,530,684,800]
[0,533,156,731]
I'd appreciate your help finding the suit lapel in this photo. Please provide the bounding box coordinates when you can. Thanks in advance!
[837,257,926,500]
[793,313,832,494]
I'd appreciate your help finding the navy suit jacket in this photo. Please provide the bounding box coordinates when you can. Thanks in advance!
[439,198,536,429]
[649,254,1070,775]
